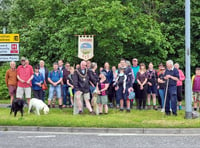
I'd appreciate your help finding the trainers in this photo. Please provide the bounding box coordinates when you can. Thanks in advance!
[90,111,96,115]
[79,110,83,114]
[62,105,67,108]
[126,109,131,113]
[52,104,55,108]
[153,105,158,110]
[120,108,124,112]
[59,105,62,109]
[161,108,165,112]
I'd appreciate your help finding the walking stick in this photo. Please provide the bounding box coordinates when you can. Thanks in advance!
[162,79,169,112]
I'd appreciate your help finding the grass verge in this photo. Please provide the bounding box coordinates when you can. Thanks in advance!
[0,107,199,128]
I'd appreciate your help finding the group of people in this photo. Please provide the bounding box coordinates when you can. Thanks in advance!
[5,56,199,116]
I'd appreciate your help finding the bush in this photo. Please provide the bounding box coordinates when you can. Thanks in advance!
[0,63,10,100]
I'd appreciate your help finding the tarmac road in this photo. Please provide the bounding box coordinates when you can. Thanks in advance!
[1,131,200,148]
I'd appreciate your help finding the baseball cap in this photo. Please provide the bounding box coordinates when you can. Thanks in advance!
[21,57,26,61]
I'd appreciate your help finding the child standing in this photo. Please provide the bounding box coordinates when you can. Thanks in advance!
[147,62,158,110]
[97,73,109,114]
[67,67,75,107]
[114,68,127,111]
[192,67,200,111]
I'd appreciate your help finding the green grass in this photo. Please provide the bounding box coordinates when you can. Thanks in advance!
[0,107,200,128]
[0,100,10,104]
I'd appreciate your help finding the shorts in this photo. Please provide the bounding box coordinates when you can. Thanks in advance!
[147,84,157,94]
[48,85,61,100]
[90,86,96,94]
[74,92,90,101]
[8,85,17,96]
[97,95,108,105]
[193,92,200,102]
[16,87,31,98]
[68,87,75,97]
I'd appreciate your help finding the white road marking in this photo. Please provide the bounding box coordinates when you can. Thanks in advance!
[18,135,56,139]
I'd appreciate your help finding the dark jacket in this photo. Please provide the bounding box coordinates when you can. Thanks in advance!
[88,69,99,86]
[73,68,91,93]
[63,69,70,84]
[164,68,179,87]
[101,69,113,84]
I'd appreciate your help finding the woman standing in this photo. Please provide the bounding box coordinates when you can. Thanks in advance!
[136,63,148,110]
[174,63,185,110]
[102,62,113,108]
[32,64,44,101]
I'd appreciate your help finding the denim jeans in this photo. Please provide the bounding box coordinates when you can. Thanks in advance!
[63,84,70,105]
[165,86,177,114]
[159,89,165,108]
[48,84,61,100]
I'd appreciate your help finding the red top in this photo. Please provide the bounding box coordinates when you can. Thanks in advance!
[17,65,34,88]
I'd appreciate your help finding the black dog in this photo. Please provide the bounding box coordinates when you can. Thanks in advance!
[10,99,25,117]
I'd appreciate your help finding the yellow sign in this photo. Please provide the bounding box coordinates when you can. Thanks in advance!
[0,34,20,42]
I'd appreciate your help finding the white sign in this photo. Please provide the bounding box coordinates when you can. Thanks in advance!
[0,43,19,54]
[0,56,19,61]
[78,35,94,60]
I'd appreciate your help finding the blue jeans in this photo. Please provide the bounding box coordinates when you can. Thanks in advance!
[165,86,177,114]
[48,85,61,100]
[159,89,165,108]
[63,84,70,105]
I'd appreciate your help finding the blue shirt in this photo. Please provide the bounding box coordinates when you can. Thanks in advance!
[48,70,63,83]
[32,73,44,90]
[132,66,140,83]
[164,67,179,87]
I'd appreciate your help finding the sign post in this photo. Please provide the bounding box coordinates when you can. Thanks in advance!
[0,34,20,61]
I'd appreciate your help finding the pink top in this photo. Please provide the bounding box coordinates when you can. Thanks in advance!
[17,65,34,88]
[177,69,185,86]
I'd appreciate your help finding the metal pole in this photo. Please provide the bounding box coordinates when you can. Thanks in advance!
[3,27,6,34]
[185,0,192,119]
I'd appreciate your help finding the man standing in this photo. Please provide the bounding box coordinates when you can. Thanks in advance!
[39,60,49,101]
[131,58,140,109]
[62,62,71,108]
[16,57,34,104]
[5,61,18,107]
[164,60,179,116]
[48,62,63,109]
[73,61,95,115]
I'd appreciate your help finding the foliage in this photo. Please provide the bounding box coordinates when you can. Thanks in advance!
[0,64,10,99]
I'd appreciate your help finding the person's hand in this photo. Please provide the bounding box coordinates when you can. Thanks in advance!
[140,85,144,90]
[148,82,152,86]
[123,89,125,94]
[37,83,41,87]
[26,80,30,84]
[115,86,119,91]
[165,75,171,79]
[21,79,25,83]
[76,91,81,95]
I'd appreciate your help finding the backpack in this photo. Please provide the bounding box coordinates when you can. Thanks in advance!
[50,70,61,79]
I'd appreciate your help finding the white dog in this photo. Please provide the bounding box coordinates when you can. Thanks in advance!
[28,98,49,115]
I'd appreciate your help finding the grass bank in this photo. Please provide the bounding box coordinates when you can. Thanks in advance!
[0,107,199,128]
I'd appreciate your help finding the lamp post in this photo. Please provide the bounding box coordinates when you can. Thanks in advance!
[185,0,192,119]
